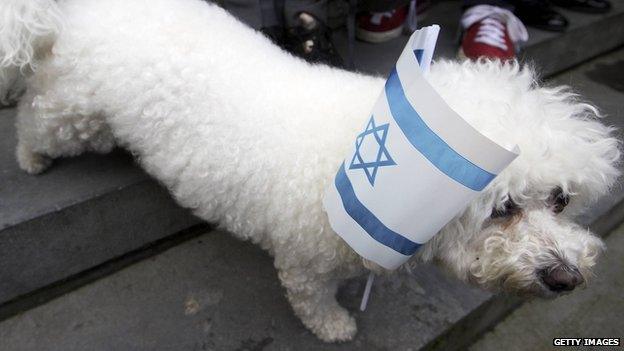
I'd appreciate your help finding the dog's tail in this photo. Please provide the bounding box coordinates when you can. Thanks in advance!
[0,0,63,106]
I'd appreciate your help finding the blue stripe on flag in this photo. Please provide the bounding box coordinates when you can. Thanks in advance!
[385,68,496,191]
[414,49,424,65]
[335,162,421,256]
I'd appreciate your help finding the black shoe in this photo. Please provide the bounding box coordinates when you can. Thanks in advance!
[514,0,569,32]
[260,26,287,47]
[551,0,611,13]
[283,12,344,67]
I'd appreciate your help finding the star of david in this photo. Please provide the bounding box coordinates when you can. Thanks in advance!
[349,115,396,186]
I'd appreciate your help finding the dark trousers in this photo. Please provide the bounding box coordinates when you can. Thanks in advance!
[218,0,412,30]
[218,0,327,29]
[463,0,514,10]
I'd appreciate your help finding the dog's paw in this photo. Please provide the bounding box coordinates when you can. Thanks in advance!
[311,308,357,343]
[16,145,52,174]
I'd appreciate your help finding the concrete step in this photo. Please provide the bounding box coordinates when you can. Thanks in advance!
[0,110,201,307]
[1,45,624,351]
[0,228,494,351]
[0,5,623,351]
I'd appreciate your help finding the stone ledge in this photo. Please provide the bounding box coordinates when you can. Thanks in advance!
[332,0,624,77]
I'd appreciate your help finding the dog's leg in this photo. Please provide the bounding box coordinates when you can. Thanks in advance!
[15,88,114,174]
[278,269,357,342]
[15,92,52,174]
[16,139,53,175]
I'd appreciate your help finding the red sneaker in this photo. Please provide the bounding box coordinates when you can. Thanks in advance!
[459,5,528,60]
[356,6,408,43]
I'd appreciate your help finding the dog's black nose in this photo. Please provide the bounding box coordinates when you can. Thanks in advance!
[541,267,584,292]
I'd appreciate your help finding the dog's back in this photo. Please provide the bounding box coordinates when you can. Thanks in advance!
[11,0,383,249]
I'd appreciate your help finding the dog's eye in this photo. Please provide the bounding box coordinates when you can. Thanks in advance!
[491,197,519,219]
[549,187,569,214]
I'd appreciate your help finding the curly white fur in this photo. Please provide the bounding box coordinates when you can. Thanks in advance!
[2,0,620,342]
[0,0,62,105]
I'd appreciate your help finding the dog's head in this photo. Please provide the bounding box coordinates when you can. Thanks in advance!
[416,60,620,297]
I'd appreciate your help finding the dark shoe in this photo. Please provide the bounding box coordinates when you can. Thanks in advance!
[551,0,611,13]
[283,12,344,67]
[260,26,286,47]
[514,0,569,32]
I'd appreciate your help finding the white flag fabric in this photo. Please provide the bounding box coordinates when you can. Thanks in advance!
[323,25,519,270]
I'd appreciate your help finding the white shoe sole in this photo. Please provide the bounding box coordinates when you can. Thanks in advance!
[356,26,404,43]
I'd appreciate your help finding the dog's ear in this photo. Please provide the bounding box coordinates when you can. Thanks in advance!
[541,87,622,205]
[573,108,620,199]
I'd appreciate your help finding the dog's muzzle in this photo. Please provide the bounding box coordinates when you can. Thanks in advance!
[539,266,584,292]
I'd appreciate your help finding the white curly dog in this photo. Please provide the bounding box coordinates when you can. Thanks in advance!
[1,0,620,342]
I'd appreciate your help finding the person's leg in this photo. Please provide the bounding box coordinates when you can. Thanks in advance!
[510,0,569,32]
[358,0,410,12]
[220,0,342,66]
[462,0,513,10]
[283,0,328,29]
[281,0,344,67]
[218,0,263,29]
[218,0,286,47]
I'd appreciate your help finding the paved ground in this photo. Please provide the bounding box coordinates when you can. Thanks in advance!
[470,222,624,351]
[0,229,490,351]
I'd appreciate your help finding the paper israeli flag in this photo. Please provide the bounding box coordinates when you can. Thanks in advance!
[323,25,519,270]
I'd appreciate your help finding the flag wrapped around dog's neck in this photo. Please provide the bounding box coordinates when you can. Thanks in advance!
[323,25,520,270]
